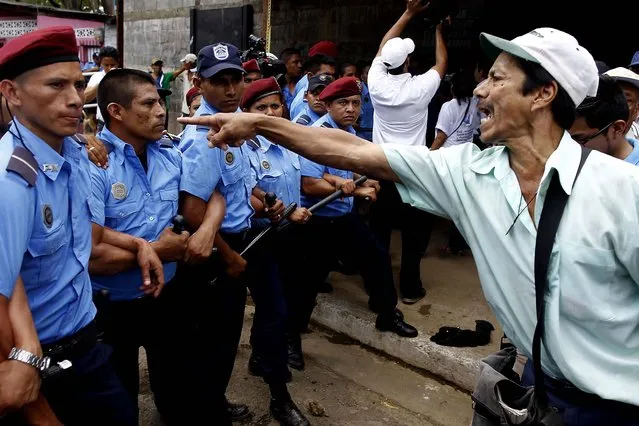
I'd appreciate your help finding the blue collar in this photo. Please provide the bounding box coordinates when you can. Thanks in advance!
[10,118,82,181]
[98,127,158,166]
[625,138,639,166]
[325,114,356,135]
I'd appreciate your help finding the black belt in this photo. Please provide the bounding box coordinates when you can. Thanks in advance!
[41,320,97,360]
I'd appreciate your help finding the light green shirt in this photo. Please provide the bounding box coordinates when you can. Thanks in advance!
[382,132,639,405]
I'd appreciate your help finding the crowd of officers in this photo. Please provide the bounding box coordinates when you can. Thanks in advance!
[0,17,420,426]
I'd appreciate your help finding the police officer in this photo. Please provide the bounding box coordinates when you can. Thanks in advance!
[301,77,418,338]
[241,78,314,375]
[180,42,307,425]
[87,68,227,424]
[292,73,333,127]
[0,27,135,425]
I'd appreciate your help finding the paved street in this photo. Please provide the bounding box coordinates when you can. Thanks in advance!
[138,308,473,425]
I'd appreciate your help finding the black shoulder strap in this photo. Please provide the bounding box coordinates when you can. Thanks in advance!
[320,121,333,129]
[532,147,591,405]
[245,138,261,150]
[72,134,88,145]
[7,146,38,186]
[296,114,311,126]
[159,137,174,148]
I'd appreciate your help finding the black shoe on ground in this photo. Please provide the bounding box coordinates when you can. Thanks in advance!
[226,398,251,421]
[401,287,426,305]
[270,398,310,426]
[375,309,418,338]
[287,337,305,371]
[249,353,293,383]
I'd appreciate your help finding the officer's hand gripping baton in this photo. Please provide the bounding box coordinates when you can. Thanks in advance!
[276,175,368,232]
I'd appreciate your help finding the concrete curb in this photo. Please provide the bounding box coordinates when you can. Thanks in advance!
[310,294,480,392]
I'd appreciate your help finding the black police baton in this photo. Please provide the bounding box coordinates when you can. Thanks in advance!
[277,175,368,232]
[208,193,297,286]
[172,215,185,234]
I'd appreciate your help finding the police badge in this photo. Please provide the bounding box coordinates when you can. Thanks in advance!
[42,204,53,228]
[111,182,128,200]
[225,151,234,165]
[261,160,271,170]
[213,44,229,60]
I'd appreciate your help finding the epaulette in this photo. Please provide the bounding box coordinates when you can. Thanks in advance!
[72,134,113,153]
[7,146,38,186]
[245,138,261,150]
[295,114,311,126]
[196,113,213,133]
[159,137,174,148]
[320,121,334,129]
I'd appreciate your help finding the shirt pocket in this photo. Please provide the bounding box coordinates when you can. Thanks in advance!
[104,200,142,230]
[220,160,244,187]
[557,241,616,323]
[27,224,66,285]
[159,187,179,215]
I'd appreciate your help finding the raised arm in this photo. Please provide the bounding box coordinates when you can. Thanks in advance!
[179,113,400,182]
[376,0,430,57]
[430,23,448,79]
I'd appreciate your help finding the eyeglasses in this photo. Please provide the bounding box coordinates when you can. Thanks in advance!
[573,121,614,145]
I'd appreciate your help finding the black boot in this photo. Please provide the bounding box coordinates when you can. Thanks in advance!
[225,397,251,421]
[287,335,305,371]
[270,393,310,426]
[375,309,418,338]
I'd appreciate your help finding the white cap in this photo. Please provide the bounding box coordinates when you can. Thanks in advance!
[480,28,598,106]
[180,53,197,64]
[604,67,639,90]
[381,37,415,69]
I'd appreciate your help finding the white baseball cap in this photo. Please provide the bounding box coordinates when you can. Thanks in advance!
[479,28,598,106]
[604,67,639,90]
[381,37,415,69]
[180,53,197,64]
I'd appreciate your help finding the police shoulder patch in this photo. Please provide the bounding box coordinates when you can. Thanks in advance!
[224,150,234,165]
[296,115,311,125]
[7,146,38,186]
[320,121,334,129]
[246,138,261,150]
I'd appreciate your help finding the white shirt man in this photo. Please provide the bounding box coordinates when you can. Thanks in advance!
[435,96,481,148]
[367,8,447,147]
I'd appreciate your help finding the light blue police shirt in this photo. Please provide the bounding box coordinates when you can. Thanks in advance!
[179,98,255,233]
[244,135,301,229]
[624,138,639,166]
[357,82,374,142]
[292,103,323,127]
[289,75,309,119]
[300,114,355,217]
[0,119,95,344]
[89,127,182,301]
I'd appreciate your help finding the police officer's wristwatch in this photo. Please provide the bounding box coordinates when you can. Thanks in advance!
[8,347,51,372]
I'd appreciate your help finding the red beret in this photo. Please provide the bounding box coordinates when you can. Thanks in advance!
[186,87,201,107]
[309,41,338,59]
[243,59,261,74]
[319,77,362,102]
[241,77,281,109]
[0,26,79,80]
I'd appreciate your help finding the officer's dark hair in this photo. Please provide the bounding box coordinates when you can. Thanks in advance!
[515,57,576,130]
[99,46,119,62]
[339,61,356,77]
[280,48,301,64]
[450,71,475,104]
[303,54,336,74]
[576,75,628,130]
[98,68,157,126]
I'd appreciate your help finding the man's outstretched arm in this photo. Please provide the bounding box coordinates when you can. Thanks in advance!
[180,114,400,182]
